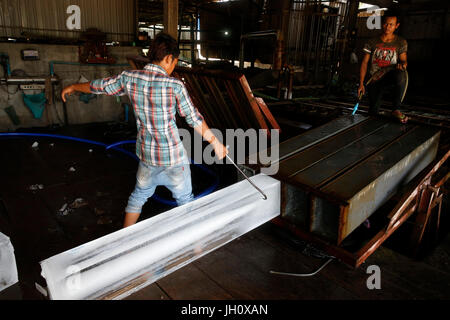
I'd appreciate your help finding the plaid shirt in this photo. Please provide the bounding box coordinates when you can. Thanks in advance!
[90,64,204,166]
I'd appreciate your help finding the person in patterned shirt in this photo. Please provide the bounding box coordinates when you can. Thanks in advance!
[62,33,228,228]
[358,11,409,123]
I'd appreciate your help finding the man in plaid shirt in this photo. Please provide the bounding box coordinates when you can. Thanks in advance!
[62,33,228,228]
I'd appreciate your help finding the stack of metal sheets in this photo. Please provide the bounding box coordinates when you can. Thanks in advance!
[249,115,441,244]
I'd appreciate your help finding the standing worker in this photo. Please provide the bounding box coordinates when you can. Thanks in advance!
[358,10,409,123]
[62,33,228,228]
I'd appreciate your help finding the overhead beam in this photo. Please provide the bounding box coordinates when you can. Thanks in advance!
[164,0,179,39]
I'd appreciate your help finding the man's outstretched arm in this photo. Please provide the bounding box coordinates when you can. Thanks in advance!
[62,74,126,102]
[61,83,92,102]
[193,121,228,160]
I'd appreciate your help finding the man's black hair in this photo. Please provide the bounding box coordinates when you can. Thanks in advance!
[148,32,180,63]
[383,9,400,23]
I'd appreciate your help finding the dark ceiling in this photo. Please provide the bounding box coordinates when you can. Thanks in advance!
[138,0,265,25]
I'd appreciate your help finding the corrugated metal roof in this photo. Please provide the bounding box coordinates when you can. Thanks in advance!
[0,0,135,42]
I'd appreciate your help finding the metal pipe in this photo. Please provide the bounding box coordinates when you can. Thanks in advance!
[270,257,334,277]
[49,61,130,76]
[0,77,59,84]
[226,153,268,200]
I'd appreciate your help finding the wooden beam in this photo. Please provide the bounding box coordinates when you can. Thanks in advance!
[164,0,179,39]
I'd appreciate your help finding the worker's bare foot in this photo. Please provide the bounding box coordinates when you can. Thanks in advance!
[392,110,408,124]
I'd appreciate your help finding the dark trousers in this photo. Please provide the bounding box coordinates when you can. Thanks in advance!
[367,69,408,115]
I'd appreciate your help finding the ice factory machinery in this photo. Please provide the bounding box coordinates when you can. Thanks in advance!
[36,115,445,299]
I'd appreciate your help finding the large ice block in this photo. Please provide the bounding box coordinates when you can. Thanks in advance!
[40,174,280,300]
[0,232,19,292]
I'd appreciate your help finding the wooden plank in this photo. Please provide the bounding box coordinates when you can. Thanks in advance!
[180,72,222,129]
[125,283,170,300]
[421,232,450,276]
[223,79,253,129]
[222,235,357,300]
[163,0,178,39]
[238,76,269,131]
[365,245,450,299]
[155,263,233,300]
[193,236,354,300]
[255,97,281,131]
[199,75,235,130]
[252,224,420,300]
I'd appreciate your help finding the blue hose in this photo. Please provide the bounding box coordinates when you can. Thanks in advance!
[0,133,219,206]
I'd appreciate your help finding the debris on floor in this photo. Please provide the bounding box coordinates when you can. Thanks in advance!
[59,203,69,216]
[71,198,88,208]
[69,167,76,172]
[97,216,113,225]
[31,142,39,149]
[58,198,88,216]
[94,208,105,216]
[29,184,44,191]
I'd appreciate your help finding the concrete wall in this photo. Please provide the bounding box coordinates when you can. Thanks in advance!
[0,43,141,131]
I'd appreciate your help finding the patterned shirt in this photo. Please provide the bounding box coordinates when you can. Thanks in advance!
[90,64,204,166]
[363,35,407,76]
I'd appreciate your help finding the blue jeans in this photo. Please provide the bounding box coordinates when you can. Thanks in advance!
[125,161,194,214]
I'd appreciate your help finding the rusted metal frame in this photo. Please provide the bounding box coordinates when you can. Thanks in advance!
[198,75,235,130]
[337,205,350,245]
[175,66,243,81]
[434,194,443,243]
[354,203,418,268]
[182,75,220,129]
[387,148,450,230]
[223,79,253,129]
[409,187,436,254]
[182,72,223,130]
[231,80,264,130]
[238,75,270,133]
[275,148,450,268]
[177,72,218,128]
[196,75,229,129]
[203,75,240,129]
[409,182,447,255]
[272,217,358,267]
[355,149,450,263]
[411,180,435,245]
[308,194,315,233]
[434,171,450,188]
[255,97,281,131]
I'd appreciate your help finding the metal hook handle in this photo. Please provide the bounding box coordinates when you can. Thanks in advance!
[225,152,268,200]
